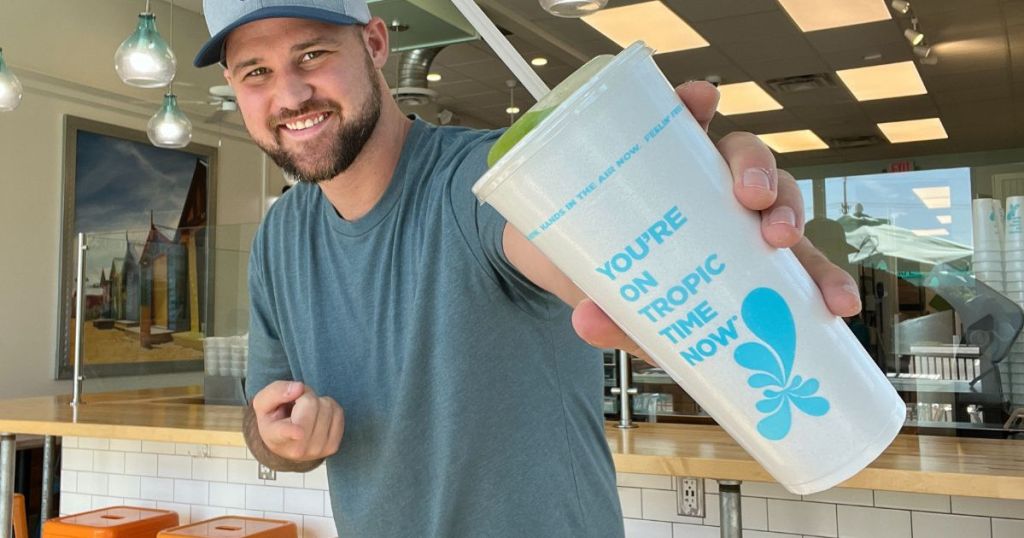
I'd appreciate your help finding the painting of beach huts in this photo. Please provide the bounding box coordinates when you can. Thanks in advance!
[58,117,217,378]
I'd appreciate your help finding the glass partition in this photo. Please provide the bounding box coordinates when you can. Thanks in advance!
[67,223,257,400]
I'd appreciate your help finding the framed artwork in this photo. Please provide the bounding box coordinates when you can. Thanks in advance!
[56,116,218,379]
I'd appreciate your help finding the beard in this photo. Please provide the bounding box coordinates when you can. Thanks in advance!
[257,52,383,184]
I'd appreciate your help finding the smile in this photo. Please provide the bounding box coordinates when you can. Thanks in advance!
[283,112,330,131]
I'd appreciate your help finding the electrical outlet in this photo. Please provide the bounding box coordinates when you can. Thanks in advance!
[258,463,276,481]
[676,477,704,517]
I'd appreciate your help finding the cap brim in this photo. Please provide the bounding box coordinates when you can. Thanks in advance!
[193,6,364,67]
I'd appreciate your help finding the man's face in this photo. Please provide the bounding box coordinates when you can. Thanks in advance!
[223,18,383,184]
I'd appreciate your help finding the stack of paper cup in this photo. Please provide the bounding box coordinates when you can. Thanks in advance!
[972,198,1004,293]
[1004,196,1024,399]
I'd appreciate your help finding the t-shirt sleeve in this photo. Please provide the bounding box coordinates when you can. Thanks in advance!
[244,237,294,404]
[448,131,564,318]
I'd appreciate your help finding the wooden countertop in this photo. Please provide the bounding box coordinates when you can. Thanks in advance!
[0,388,1021,499]
[0,387,245,447]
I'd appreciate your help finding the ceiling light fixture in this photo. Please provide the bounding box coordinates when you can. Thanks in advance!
[757,130,829,153]
[836,61,927,101]
[0,48,23,112]
[531,57,549,67]
[146,0,191,148]
[716,82,783,115]
[777,0,891,32]
[582,1,708,54]
[877,118,948,144]
[115,0,176,88]
[904,28,924,45]
[539,0,608,18]
[911,186,951,209]
[506,79,519,124]
[913,45,931,58]
[890,0,911,15]
[426,73,442,82]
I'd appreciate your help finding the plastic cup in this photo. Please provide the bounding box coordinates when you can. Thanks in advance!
[472,41,905,496]
[973,199,1003,249]
[202,338,216,375]
[1004,250,1024,262]
[975,271,1004,281]
[972,261,1003,273]
[1006,260,1024,272]
[973,249,1002,261]
[1007,196,1024,244]
[1006,271,1024,282]
[1006,281,1024,292]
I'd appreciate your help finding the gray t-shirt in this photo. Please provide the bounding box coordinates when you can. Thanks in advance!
[246,118,623,537]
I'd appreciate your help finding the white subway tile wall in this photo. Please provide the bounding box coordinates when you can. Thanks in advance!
[59,441,1023,538]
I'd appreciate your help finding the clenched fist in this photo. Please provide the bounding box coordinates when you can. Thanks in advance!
[252,381,345,462]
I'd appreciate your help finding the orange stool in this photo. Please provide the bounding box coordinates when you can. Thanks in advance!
[12,493,28,538]
[43,507,179,538]
[158,517,297,538]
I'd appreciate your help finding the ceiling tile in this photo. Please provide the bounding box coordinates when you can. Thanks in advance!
[716,32,818,64]
[803,20,903,54]
[788,102,867,125]
[741,54,831,81]
[923,68,1009,93]
[654,48,748,86]
[817,42,915,72]
[859,95,941,122]
[434,43,496,67]
[690,10,803,44]
[725,109,804,132]
[772,86,859,107]
[926,36,1009,75]
[663,0,779,22]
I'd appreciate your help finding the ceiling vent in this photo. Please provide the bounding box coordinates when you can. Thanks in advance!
[765,73,837,94]
[391,47,443,106]
[831,135,885,149]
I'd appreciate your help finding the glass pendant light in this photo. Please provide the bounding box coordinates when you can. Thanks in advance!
[148,92,192,148]
[0,47,23,112]
[115,0,176,88]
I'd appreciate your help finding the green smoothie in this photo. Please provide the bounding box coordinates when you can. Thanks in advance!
[487,54,615,167]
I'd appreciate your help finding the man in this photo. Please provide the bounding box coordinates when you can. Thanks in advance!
[194,1,860,536]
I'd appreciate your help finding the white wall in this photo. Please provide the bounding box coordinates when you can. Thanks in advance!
[0,1,286,398]
[59,439,1024,538]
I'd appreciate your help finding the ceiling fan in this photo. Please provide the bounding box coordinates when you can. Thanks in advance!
[179,85,238,124]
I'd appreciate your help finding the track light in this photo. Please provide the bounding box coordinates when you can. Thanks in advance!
[913,44,931,58]
[919,55,938,66]
[890,1,910,14]
[904,28,924,45]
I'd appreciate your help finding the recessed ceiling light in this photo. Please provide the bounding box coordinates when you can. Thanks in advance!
[912,186,950,209]
[582,1,708,54]
[426,73,442,82]
[530,57,549,67]
[757,130,829,153]
[878,118,948,143]
[937,215,952,224]
[912,228,949,237]
[777,0,891,32]
[836,61,927,101]
[717,82,783,115]
[506,106,521,115]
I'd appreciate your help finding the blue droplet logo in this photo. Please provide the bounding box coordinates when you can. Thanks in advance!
[734,288,830,441]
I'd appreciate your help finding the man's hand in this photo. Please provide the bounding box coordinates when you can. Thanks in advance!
[251,381,345,463]
[570,81,861,363]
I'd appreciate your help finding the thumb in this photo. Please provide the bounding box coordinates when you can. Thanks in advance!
[252,380,305,416]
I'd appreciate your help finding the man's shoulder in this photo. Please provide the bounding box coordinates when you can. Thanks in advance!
[405,120,503,188]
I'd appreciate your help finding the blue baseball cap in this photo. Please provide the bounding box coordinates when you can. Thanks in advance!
[194,0,372,67]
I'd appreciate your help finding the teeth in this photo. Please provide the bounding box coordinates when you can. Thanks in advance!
[285,113,327,131]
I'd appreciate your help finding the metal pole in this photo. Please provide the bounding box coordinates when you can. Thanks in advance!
[71,233,87,407]
[718,480,743,538]
[610,350,638,429]
[1,434,16,538]
[41,436,56,522]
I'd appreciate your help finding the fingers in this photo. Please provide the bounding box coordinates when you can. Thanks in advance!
[760,169,805,248]
[675,81,719,132]
[792,238,862,317]
[252,380,304,416]
[255,382,346,462]
[717,132,778,212]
